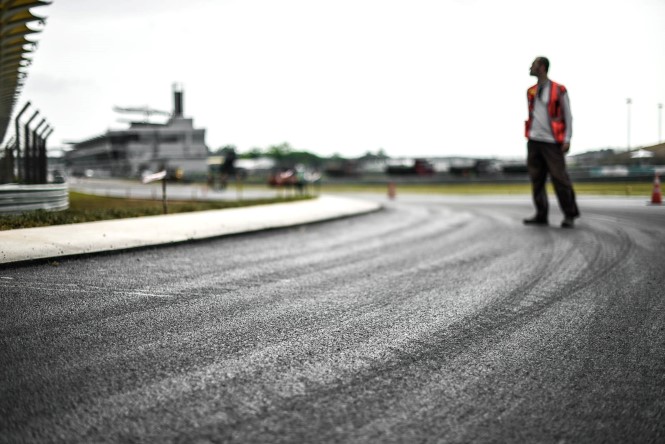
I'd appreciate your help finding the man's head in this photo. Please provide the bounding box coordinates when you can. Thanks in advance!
[530,57,550,77]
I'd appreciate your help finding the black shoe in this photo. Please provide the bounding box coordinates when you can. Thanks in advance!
[561,217,575,228]
[523,216,548,226]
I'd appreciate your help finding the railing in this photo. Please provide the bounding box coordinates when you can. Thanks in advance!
[0,183,69,215]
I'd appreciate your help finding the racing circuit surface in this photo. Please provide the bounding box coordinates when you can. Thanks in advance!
[1,195,664,443]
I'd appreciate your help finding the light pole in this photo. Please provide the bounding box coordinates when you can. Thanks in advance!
[626,98,632,150]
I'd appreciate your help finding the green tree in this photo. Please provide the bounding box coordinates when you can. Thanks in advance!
[266,142,293,160]
[240,147,264,159]
[212,144,237,156]
[285,150,322,166]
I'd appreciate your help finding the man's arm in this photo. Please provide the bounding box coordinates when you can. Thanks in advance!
[561,90,573,153]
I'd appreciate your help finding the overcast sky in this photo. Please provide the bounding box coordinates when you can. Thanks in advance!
[17,0,665,158]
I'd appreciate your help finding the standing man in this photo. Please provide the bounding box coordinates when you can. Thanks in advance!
[524,56,579,228]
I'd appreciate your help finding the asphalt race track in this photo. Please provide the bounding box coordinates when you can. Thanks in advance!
[1,195,664,443]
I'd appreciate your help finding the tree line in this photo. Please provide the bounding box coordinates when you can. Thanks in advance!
[210,143,389,167]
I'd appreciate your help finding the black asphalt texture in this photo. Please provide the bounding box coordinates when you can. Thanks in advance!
[1,196,664,443]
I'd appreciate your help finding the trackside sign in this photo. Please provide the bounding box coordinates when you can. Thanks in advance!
[142,170,167,184]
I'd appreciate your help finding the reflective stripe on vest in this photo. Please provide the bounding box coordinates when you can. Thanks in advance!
[525,80,567,144]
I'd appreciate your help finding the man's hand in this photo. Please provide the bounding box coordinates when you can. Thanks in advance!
[562,142,571,154]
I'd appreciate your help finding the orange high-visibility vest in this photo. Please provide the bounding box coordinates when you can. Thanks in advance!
[525,80,568,144]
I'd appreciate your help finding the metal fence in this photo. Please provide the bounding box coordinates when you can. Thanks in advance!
[0,183,69,215]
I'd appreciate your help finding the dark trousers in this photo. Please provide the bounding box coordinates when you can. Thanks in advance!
[527,140,580,219]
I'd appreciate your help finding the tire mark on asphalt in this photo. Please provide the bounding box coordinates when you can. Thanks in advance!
[0,206,469,339]
[1,199,660,443]
[1,205,511,438]
[1,208,546,441]
[148,212,644,441]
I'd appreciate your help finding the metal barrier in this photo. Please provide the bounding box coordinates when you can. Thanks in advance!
[0,183,69,215]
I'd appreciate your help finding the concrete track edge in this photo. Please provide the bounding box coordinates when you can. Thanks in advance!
[0,195,382,266]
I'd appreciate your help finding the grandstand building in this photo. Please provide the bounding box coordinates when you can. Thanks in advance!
[66,86,208,180]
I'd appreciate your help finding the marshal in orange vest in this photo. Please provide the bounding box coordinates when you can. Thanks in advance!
[525,81,568,144]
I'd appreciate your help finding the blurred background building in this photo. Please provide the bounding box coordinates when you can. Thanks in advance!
[66,86,208,180]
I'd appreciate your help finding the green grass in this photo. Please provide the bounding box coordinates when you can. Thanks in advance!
[1,180,653,231]
[319,181,654,196]
[0,192,313,231]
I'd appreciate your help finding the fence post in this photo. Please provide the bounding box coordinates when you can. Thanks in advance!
[40,127,53,183]
[14,102,31,182]
[32,119,46,183]
[23,111,39,184]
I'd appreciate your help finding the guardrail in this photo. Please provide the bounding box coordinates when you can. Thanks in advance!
[0,183,69,215]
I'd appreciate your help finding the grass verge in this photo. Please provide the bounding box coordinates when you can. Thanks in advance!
[319,181,653,196]
[1,180,653,231]
[0,192,313,231]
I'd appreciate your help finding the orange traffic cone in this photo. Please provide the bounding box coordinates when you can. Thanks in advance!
[651,173,662,205]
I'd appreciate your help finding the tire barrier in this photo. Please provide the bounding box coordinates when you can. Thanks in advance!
[0,183,69,215]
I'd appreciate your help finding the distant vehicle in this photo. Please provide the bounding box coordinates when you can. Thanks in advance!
[450,159,504,177]
[49,170,66,183]
[500,162,528,175]
[386,159,435,175]
[53,170,66,183]
[324,159,360,177]
[268,168,297,187]
[268,167,321,195]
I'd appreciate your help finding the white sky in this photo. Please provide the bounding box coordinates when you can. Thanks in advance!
[17,0,665,159]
